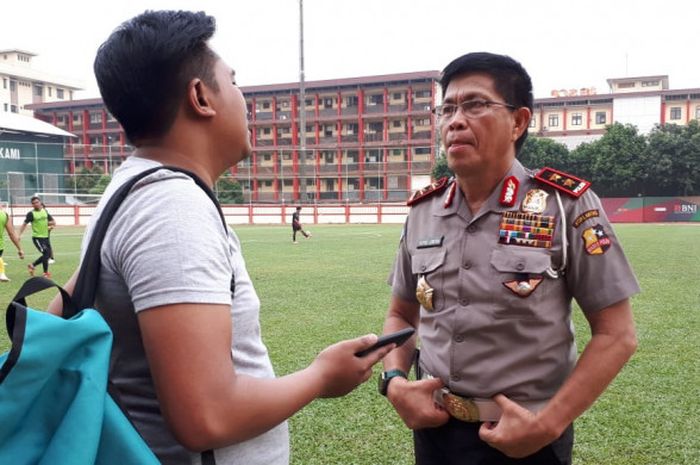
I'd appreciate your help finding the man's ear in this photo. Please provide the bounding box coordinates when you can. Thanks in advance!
[187,78,217,117]
[512,107,532,141]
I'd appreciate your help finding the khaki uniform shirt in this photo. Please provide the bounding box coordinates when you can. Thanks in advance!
[389,160,640,401]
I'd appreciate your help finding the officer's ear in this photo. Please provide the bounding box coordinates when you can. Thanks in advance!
[511,107,532,141]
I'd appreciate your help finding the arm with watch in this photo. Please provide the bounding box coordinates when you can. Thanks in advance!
[380,295,450,430]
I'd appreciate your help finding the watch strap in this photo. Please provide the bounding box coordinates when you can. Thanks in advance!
[379,369,408,396]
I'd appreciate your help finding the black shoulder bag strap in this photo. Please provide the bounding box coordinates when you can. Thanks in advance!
[68,165,225,465]
[69,165,227,314]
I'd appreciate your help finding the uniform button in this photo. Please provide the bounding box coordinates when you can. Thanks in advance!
[451,374,461,382]
[459,298,469,306]
[467,225,478,233]
[454,334,464,343]
[516,262,525,271]
[462,262,472,270]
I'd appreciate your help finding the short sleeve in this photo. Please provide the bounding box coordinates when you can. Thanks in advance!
[387,218,420,303]
[564,189,641,313]
[106,174,233,312]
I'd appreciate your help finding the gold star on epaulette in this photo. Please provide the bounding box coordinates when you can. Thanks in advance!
[407,177,450,206]
[534,167,591,198]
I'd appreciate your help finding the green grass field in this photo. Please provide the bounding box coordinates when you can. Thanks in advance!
[1,223,698,464]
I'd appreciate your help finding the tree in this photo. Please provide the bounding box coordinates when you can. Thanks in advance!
[645,120,700,196]
[569,123,648,197]
[216,174,244,204]
[517,137,570,171]
[65,166,107,195]
[431,151,453,180]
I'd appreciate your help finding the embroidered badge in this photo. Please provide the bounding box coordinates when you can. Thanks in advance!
[582,224,612,255]
[498,211,555,248]
[521,189,549,214]
[573,209,600,228]
[535,167,591,198]
[499,176,519,207]
[503,276,544,297]
[417,236,444,249]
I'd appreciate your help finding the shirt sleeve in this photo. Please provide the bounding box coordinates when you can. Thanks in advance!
[107,175,233,312]
[387,217,420,303]
[564,189,641,313]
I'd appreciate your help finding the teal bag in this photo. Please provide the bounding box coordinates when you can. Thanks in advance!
[1,166,225,464]
[0,285,159,464]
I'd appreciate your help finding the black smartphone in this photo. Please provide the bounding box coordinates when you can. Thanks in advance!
[354,327,415,357]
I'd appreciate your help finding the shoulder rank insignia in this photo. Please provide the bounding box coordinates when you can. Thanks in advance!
[407,177,450,206]
[534,167,591,198]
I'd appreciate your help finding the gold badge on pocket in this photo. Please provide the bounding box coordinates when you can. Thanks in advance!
[416,275,434,311]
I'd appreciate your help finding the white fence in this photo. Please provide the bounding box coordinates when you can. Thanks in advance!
[6,202,411,227]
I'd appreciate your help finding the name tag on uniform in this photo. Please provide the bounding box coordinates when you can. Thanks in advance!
[417,236,444,249]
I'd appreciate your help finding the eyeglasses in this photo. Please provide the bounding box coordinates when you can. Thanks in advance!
[432,99,517,119]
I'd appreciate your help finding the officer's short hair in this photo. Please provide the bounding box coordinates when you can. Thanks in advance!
[439,52,533,153]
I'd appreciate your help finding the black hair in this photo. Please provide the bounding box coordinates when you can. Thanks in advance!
[94,10,218,144]
[439,52,533,154]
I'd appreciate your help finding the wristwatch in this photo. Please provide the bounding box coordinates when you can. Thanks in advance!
[378,369,408,396]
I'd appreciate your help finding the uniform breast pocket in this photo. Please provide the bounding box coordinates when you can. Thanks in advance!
[411,250,446,312]
[489,248,553,319]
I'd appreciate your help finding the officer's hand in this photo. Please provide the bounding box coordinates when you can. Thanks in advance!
[311,334,393,399]
[387,377,450,430]
[478,394,559,458]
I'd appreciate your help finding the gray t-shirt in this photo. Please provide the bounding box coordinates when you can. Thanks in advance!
[81,156,289,465]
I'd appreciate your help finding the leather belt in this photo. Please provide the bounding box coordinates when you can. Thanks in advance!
[424,373,548,423]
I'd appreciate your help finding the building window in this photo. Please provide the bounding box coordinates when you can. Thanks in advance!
[571,113,582,126]
[56,88,64,99]
[368,94,383,105]
[595,112,606,124]
[548,114,559,127]
[670,107,682,120]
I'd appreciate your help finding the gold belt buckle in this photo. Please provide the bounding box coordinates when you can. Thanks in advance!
[438,389,480,422]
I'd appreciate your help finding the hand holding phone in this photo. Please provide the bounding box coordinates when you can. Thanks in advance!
[354,327,415,357]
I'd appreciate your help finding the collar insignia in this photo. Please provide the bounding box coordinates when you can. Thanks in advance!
[499,176,519,207]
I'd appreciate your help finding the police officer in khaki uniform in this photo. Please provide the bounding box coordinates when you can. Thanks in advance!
[379,52,639,465]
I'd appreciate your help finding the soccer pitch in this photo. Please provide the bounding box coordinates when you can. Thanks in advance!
[1,223,698,465]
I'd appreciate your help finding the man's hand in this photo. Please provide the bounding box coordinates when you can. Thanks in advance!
[387,377,450,429]
[478,394,559,458]
[311,334,393,398]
